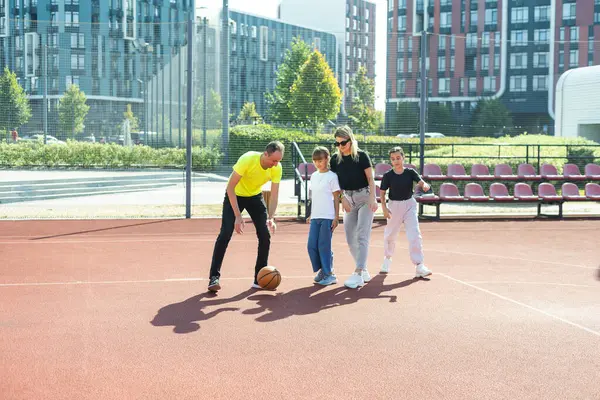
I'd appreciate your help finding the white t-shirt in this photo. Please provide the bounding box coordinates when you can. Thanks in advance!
[310,170,341,220]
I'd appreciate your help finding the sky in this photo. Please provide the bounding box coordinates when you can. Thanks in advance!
[225,0,388,111]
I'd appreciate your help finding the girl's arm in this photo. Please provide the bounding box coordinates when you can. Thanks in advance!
[417,179,431,192]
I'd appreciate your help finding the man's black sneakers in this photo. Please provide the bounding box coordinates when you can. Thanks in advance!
[208,276,221,292]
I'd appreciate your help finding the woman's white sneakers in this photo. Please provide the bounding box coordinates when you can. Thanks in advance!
[344,268,371,289]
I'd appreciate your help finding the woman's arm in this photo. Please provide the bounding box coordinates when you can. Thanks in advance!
[364,167,378,212]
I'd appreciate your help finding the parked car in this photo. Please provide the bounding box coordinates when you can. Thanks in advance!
[19,134,66,145]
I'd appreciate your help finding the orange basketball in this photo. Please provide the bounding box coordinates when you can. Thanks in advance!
[257,266,281,290]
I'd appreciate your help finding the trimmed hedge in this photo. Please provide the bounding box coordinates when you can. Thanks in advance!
[0,141,222,171]
[229,124,600,178]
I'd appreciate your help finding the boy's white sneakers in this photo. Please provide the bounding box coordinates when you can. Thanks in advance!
[415,264,432,278]
[380,258,392,274]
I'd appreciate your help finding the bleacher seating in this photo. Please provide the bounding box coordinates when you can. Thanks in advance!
[470,164,494,181]
[585,163,600,180]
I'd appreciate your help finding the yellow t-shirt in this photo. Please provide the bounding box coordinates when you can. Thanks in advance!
[233,151,283,197]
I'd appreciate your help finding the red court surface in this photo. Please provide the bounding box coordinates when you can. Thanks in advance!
[1,218,599,400]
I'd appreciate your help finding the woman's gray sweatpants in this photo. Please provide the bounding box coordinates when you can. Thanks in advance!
[342,187,375,270]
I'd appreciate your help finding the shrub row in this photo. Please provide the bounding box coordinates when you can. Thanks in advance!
[0,141,222,171]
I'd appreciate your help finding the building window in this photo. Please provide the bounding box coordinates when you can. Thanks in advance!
[71,54,85,70]
[485,9,497,25]
[533,52,549,68]
[66,75,80,87]
[482,32,490,47]
[534,29,550,44]
[398,15,406,31]
[482,54,490,69]
[259,26,268,61]
[511,7,529,24]
[563,3,576,20]
[65,12,79,27]
[510,75,527,92]
[397,79,406,96]
[534,6,550,22]
[438,78,450,94]
[440,12,452,28]
[510,53,528,69]
[71,33,85,49]
[467,33,478,48]
[510,30,528,46]
[438,56,445,72]
[569,49,579,67]
[533,75,548,91]
[570,27,579,42]
[483,76,495,92]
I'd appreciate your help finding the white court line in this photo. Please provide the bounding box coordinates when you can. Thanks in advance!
[367,243,596,270]
[439,273,600,338]
[465,281,595,288]
[0,272,417,288]
[1,236,595,271]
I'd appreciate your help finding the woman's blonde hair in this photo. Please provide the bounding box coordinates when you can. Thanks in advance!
[334,125,359,164]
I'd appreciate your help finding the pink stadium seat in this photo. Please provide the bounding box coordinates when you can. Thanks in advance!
[470,164,494,180]
[404,163,416,170]
[297,163,316,181]
[464,183,489,202]
[439,183,464,201]
[585,183,600,200]
[490,183,514,202]
[514,183,539,201]
[494,164,518,180]
[538,183,562,202]
[517,163,541,180]
[447,164,470,180]
[561,183,586,201]
[584,163,600,180]
[423,163,447,180]
[563,164,586,181]
[540,163,563,180]
[374,163,392,180]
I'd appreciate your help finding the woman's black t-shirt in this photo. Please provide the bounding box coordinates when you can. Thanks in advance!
[330,150,372,190]
[380,168,422,200]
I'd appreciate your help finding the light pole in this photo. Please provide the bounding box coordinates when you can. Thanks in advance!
[132,39,152,146]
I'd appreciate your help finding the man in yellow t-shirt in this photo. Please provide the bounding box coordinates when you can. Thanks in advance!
[208,141,284,292]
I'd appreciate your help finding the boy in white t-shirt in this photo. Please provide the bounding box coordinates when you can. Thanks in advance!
[307,146,341,286]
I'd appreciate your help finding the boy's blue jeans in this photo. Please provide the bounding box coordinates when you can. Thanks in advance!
[307,218,334,276]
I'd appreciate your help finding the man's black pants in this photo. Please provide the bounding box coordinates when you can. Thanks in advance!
[209,193,270,283]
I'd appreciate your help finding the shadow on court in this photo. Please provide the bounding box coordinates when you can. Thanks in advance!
[150,289,255,334]
[243,274,428,323]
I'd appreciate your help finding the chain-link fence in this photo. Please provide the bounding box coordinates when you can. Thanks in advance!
[1,1,599,219]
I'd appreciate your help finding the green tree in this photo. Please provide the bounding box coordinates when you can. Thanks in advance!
[473,98,513,136]
[392,102,419,136]
[426,103,455,135]
[58,84,90,139]
[289,50,342,132]
[0,66,32,141]
[237,102,262,124]
[348,66,382,133]
[193,89,223,129]
[265,37,312,125]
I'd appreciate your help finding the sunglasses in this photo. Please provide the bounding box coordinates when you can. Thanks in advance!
[334,139,351,147]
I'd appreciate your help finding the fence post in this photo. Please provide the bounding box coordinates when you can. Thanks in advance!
[185,15,193,219]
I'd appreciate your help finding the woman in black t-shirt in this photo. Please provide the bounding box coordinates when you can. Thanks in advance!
[329,126,378,289]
